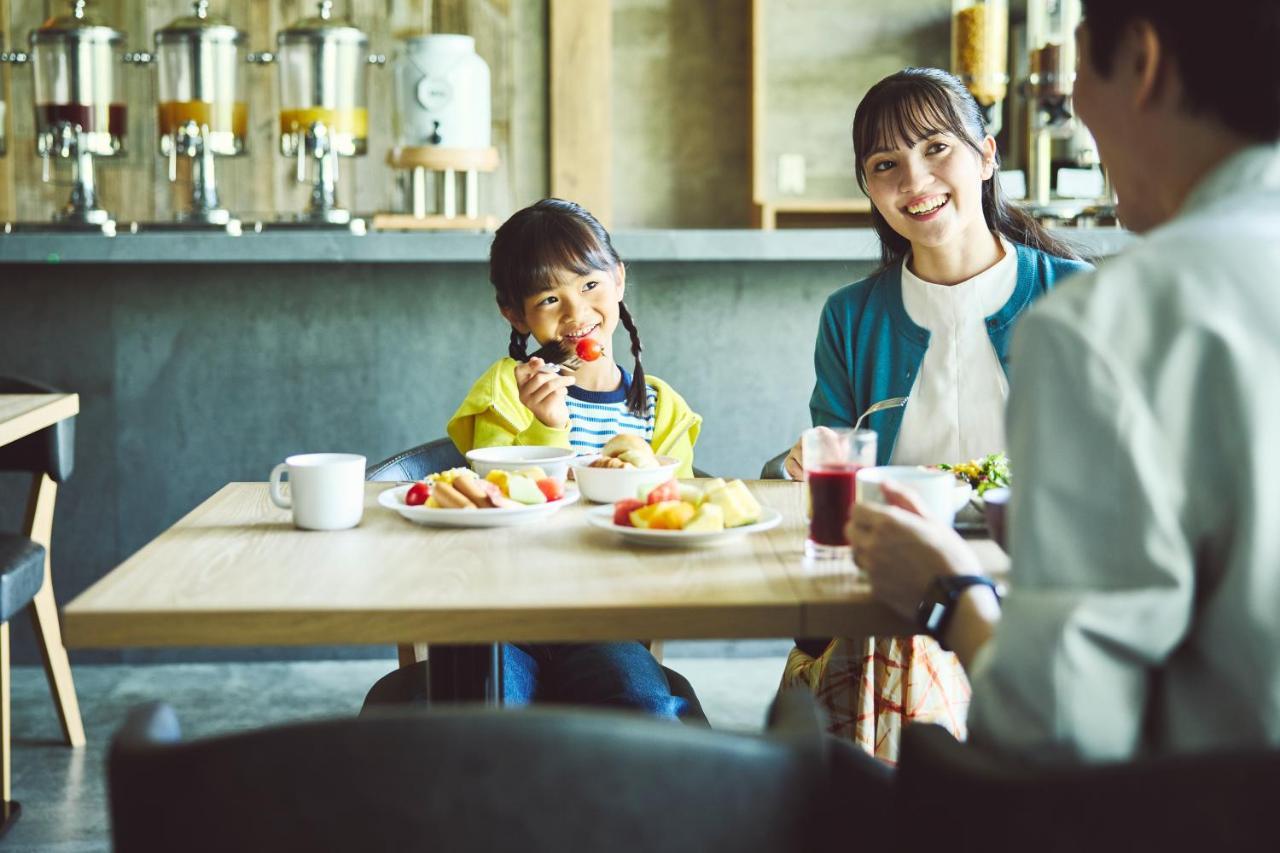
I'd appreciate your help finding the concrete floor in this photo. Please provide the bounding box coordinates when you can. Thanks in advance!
[4,641,791,852]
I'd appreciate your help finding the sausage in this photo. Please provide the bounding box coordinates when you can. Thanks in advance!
[432,480,477,509]
[452,476,494,508]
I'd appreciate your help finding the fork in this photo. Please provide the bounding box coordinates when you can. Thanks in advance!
[853,396,908,431]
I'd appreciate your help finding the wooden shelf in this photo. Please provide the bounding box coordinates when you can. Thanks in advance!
[754,198,874,230]
[370,213,498,232]
[386,146,501,173]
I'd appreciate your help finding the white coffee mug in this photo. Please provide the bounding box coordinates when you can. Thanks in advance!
[855,466,963,526]
[269,453,366,531]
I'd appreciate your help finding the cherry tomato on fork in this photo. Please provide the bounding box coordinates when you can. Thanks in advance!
[405,482,430,506]
[576,338,605,362]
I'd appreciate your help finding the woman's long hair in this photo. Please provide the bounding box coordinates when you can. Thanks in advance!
[489,198,649,418]
[852,67,1081,270]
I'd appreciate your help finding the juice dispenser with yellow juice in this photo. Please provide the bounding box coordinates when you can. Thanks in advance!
[275,0,378,224]
[152,0,248,225]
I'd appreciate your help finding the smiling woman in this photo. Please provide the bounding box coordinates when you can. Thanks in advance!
[779,67,1093,762]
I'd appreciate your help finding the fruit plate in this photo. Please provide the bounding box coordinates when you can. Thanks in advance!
[378,484,580,528]
[584,505,783,547]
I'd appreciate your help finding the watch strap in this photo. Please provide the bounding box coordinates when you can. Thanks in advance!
[917,575,999,651]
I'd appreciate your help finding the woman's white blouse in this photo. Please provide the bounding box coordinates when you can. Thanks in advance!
[890,236,1017,466]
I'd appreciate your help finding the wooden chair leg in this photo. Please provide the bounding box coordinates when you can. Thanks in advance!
[398,644,429,668]
[23,474,85,748]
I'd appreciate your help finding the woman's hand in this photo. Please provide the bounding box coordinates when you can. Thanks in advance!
[784,436,805,480]
[847,482,982,622]
[514,358,575,429]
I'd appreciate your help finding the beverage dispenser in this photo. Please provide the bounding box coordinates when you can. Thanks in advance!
[273,0,378,224]
[380,32,498,228]
[151,0,247,225]
[3,0,126,227]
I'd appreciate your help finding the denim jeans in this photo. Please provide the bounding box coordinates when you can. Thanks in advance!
[503,641,688,721]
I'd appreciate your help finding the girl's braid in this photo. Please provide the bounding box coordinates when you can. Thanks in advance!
[508,328,529,361]
[618,302,648,418]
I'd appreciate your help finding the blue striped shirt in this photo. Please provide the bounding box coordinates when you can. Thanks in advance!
[565,367,656,455]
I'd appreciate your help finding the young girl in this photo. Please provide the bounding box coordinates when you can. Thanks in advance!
[781,68,1091,760]
[447,197,702,717]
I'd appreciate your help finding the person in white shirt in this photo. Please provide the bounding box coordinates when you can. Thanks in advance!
[850,0,1280,765]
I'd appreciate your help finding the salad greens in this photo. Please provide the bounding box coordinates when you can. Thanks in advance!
[938,453,1010,496]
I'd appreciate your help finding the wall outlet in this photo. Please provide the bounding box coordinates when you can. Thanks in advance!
[778,154,806,195]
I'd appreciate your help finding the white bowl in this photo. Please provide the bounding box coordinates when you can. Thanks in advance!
[570,455,680,503]
[464,446,579,484]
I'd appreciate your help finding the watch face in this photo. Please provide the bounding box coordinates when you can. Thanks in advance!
[921,599,947,635]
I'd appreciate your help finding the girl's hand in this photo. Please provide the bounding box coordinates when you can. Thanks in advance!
[514,358,575,429]
[847,482,982,621]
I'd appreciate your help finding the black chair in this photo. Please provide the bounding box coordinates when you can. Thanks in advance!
[361,657,710,726]
[366,437,467,482]
[369,437,714,480]
[889,723,1280,851]
[0,535,48,834]
[0,377,84,752]
[109,691,833,853]
[760,449,788,480]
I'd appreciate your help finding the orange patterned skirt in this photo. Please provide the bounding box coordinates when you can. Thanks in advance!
[780,635,971,764]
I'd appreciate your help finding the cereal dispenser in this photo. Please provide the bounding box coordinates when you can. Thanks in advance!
[270,0,381,224]
[1024,0,1107,213]
[147,0,247,225]
[951,0,1008,134]
[2,0,127,228]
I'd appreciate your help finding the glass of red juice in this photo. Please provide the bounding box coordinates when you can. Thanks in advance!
[802,427,876,566]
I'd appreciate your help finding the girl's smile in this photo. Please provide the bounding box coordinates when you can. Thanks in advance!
[562,323,600,342]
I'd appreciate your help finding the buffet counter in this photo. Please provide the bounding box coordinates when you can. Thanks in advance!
[0,227,1134,264]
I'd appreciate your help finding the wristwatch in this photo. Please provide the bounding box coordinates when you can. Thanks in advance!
[916,575,1000,650]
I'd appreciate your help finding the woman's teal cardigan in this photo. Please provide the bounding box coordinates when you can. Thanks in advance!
[810,242,1092,464]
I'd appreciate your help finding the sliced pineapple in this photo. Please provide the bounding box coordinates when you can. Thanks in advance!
[706,480,762,527]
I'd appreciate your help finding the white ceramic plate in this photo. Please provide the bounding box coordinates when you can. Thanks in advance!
[378,484,580,528]
[584,505,783,547]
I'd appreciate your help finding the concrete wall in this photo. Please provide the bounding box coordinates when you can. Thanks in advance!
[0,258,868,663]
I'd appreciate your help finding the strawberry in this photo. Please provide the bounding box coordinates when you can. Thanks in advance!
[405,482,430,506]
[613,498,645,527]
[536,477,565,502]
[645,479,680,505]
[576,337,605,362]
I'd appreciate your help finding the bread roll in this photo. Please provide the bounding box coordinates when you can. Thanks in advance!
[601,433,653,461]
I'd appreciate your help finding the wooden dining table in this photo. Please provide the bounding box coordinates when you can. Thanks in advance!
[62,479,1007,701]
